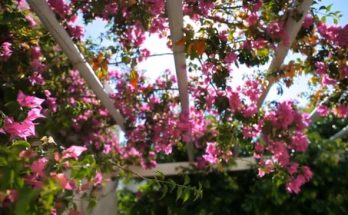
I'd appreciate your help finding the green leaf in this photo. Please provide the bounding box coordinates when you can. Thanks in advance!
[168,179,176,192]
[182,190,190,202]
[184,175,190,186]
[176,187,183,201]
[321,16,326,23]
[15,188,40,215]
[326,4,332,12]
[12,140,31,148]
[159,184,168,199]
[256,48,269,57]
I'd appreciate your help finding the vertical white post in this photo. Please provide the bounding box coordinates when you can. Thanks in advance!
[166,0,194,162]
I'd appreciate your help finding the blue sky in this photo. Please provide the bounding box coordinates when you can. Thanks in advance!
[81,1,348,107]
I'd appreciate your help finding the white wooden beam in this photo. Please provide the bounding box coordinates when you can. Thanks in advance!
[309,97,329,122]
[27,0,125,131]
[128,157,256,177]
[330,125,348,140]
[257,0,313,108]
[166,0,194,162]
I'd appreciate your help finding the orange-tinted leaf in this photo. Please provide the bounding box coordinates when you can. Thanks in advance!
[91,53,108,79]
[194,40,206,55]
[128,0,137,6]
[187,40,206,56]
[175,37,186,46]
[129,69,139,88]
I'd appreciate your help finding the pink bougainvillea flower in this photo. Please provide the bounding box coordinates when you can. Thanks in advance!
[245,13,259,26]
[337,24,348,48]
[17,91,44,108]
[47,0,69,18]
[287,162,299,175]
[224,52,238,65]
[321,74,337,86]
[103,2,118,18]
[333,104,348,118]
[340,64,348,79]
[31,157,48,177]
[44,90,58,112]
[229,91,242,113]
[16,0,27,9]
[27,108,45,121]
[0,42,12,60]
[31,46,41,59]
[6,190,18,203]
[29,72,45,86]
[271,101,295,129]
[286,175,306,194]
[266,21,284,40]
[258,159,273,177]
[303,15,313,29]
[317,105,330,117]
[2,107,44,139]
[25,15,37,27]
[315,62,327,75]
[94,171,103,186]
[2,117,36,139]
[202,142,219,164]
[66,24,85,40]
[271,141,290,167]
[302,166,313,181]
[51,173,76,190]
[286,166,312,194]
[291,131,309,152]
[62,145,87,160]
[51,208,57,215]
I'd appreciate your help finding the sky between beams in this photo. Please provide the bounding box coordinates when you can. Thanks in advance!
[80,0,348,108]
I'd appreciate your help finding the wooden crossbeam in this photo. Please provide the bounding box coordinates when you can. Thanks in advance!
[330,125,348,140]
[128,157,256,177]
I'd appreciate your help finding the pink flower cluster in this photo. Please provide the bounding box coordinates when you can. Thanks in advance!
[29,46,46,86]
[334,104,348,118]
[24,145,87,190]
[0,91,45,139]
[266,21,286,41]
[286,166,313,194]
[317,22,348,48]
[256,101,312,193]
[202,142,219,164]
[48,0,70,18]
[0,42,12,61]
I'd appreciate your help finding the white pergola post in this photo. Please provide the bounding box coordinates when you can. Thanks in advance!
[166,0,194,162]
[27,0,125,131]
[257,0,313,108]
[330,125,348,140]
[27,1,123,214]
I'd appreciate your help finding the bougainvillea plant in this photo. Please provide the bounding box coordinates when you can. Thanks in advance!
[0,0,348,214]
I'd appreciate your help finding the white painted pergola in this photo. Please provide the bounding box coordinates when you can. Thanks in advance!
[27,0,348,214]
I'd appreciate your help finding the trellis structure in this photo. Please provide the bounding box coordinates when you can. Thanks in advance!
[28,0,348,176]
[27,0,348,214]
